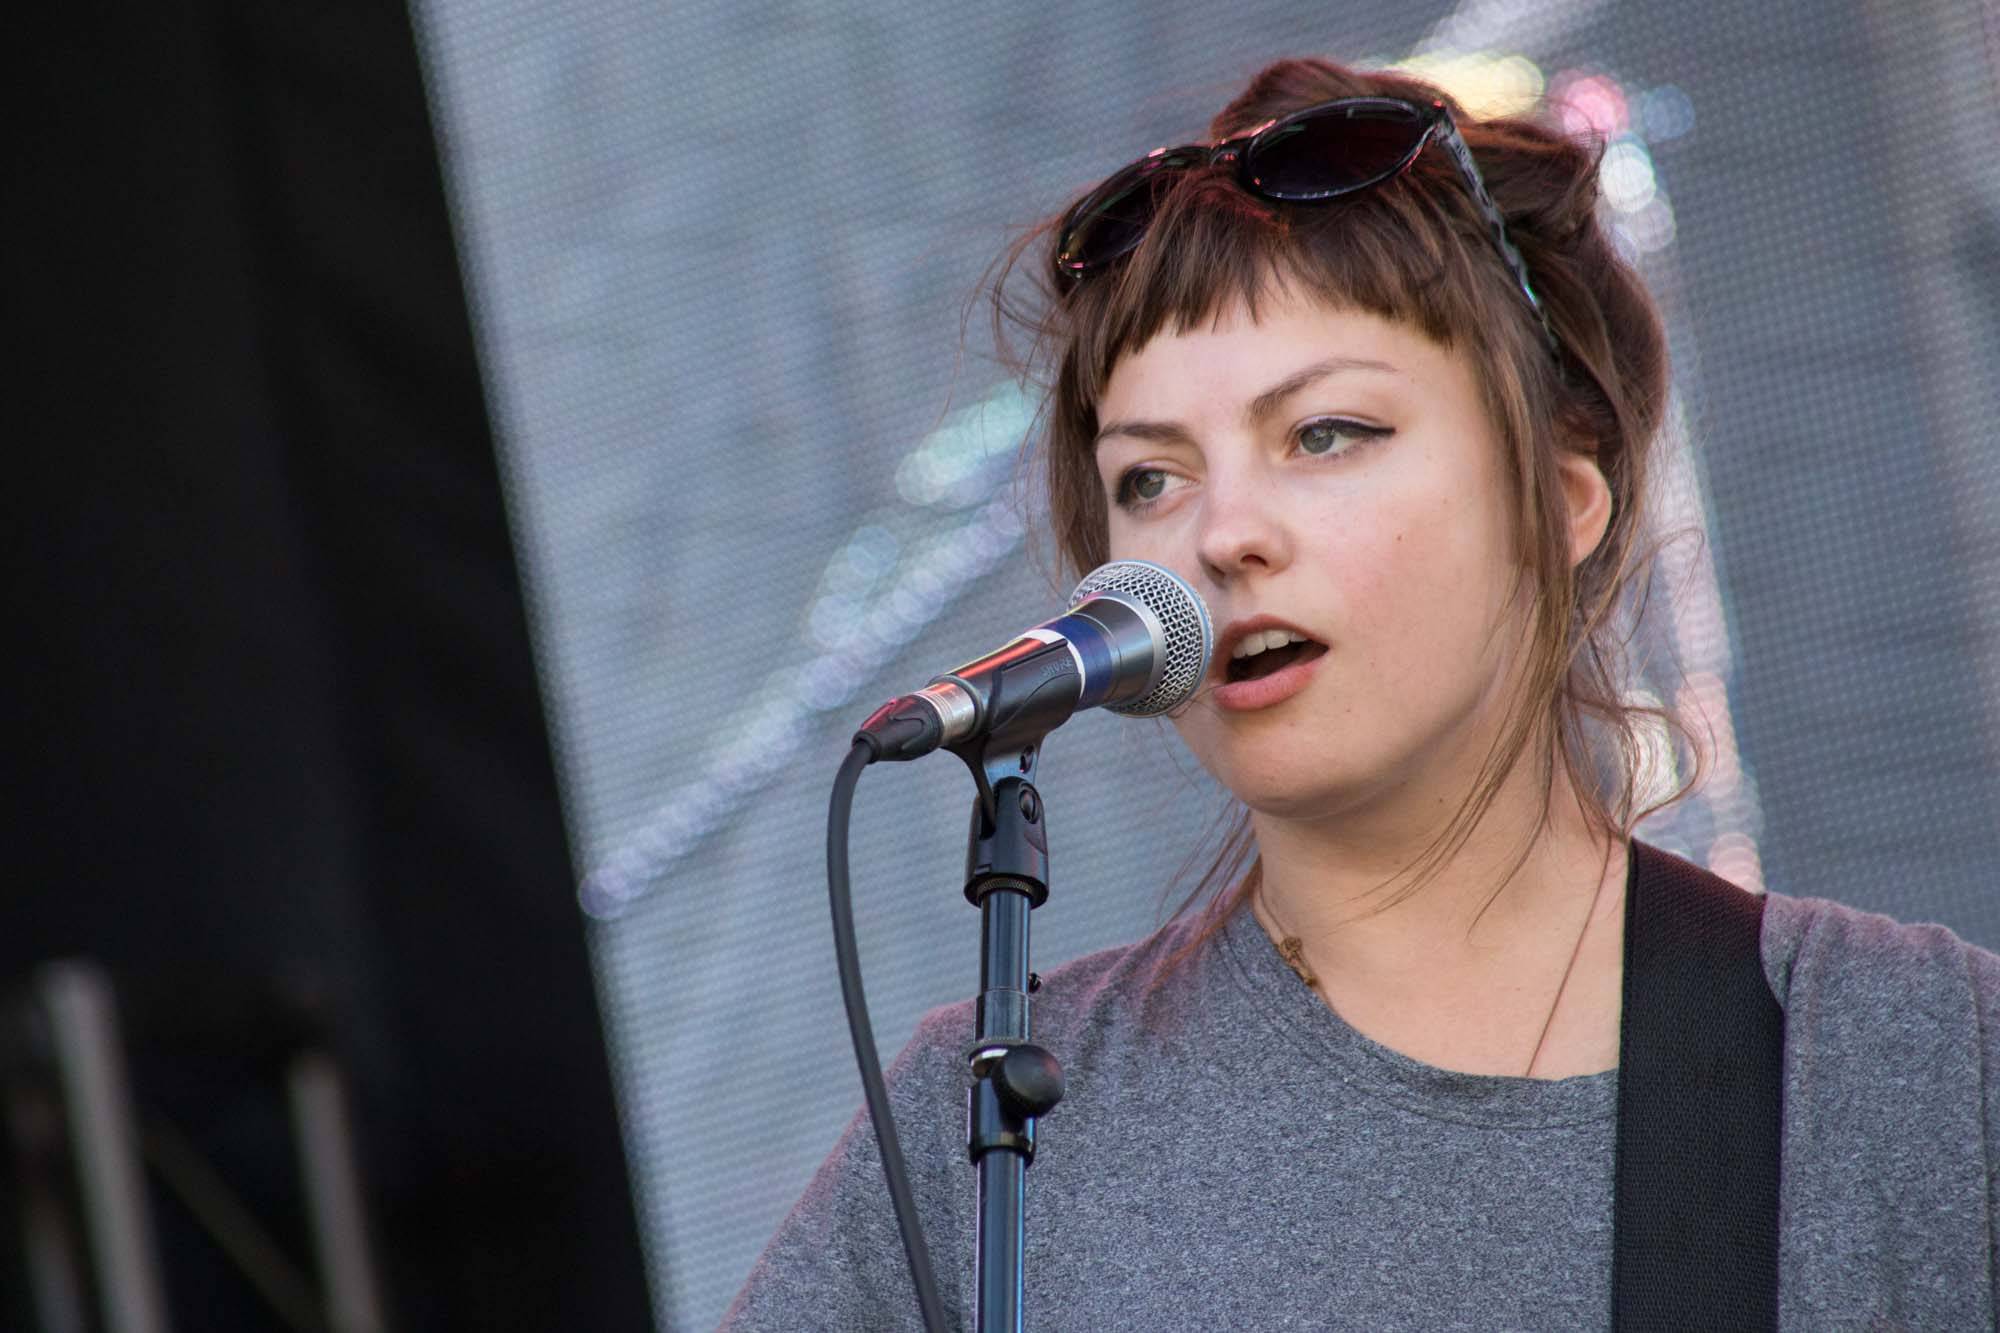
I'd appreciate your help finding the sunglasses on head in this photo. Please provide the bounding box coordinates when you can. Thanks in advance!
[1054,96,1558,354]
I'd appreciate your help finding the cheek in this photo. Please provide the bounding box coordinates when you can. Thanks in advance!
[1102,510,1135,560]
[1103,507,1186,568]
[1337,490,1513,664]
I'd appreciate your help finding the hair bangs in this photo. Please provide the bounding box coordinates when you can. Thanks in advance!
[1062,161,1507,417]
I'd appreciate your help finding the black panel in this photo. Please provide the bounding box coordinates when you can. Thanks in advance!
[5,1,651,1328]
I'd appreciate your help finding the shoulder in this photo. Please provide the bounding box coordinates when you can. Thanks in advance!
[1759,889,2000,1020]
[898,907,1225,1083]
[1031,909,1218,1024]
[1758,889,2000,1143]
[717,918,1225,1331]
[1754,897,2000,1323]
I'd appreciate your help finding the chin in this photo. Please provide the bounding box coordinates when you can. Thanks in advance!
[1208,755,1374,824]
[1192,721,1429,828]
[1236,782,1369,825]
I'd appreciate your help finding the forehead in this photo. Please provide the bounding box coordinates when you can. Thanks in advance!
[1097,289,1459,424]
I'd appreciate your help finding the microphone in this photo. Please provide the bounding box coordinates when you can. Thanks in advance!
[855,560,1214,763]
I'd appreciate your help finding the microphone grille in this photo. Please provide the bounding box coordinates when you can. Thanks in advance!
[1068,560,1214,717]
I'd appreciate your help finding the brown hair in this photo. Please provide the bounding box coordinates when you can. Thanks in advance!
[992,56,1696,944]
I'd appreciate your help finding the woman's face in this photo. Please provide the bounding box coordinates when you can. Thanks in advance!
[1095,286,1565,827]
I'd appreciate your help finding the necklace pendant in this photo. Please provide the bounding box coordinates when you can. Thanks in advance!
[1277,935,1317,988]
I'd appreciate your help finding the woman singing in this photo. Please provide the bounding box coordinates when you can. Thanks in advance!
[724,56,2000,1330]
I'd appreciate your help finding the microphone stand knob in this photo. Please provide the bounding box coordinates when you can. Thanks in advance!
[994,1044,1065,1119]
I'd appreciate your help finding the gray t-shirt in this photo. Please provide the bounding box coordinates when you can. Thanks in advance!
[723,854,2000,1330]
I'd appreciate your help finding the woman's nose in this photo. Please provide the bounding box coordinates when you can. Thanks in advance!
[1195,467,1291,583]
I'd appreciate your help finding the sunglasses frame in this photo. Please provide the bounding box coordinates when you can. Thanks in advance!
[1055,96,1558,355]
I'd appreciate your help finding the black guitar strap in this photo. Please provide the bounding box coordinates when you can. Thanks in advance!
[1612,840,1784,1331]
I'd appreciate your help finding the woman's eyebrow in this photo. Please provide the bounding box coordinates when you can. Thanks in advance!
[1243,356,1398,425]
[1094,355,1400,452]
[1092,418,1194,452]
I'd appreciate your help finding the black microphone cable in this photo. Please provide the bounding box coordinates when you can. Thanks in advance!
[827,735,947,1332]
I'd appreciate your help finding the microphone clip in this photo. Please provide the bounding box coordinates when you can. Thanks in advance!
[955,738,1048,909]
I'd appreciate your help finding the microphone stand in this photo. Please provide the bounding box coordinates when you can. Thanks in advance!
[954,738,1065,1333]
[852,564,1202,1330]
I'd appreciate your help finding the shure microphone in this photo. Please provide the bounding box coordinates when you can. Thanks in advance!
[854,560,1214,763]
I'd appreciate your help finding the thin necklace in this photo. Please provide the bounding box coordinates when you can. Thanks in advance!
[1260,864,1611,1078]
[1522,864,1609,1078]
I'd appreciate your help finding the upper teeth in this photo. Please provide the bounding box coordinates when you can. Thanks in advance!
[1231,628,1308,660]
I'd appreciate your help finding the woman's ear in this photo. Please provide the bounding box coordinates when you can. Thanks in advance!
[1557,447,1613,568]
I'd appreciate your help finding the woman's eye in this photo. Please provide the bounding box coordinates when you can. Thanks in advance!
[1115,467,1176,508]
[1296,417,1389,457]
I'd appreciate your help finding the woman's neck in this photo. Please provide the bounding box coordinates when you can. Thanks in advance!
[1247,757,1627,1078]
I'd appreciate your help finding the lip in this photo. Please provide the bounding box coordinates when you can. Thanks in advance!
[1212,614,1328,713]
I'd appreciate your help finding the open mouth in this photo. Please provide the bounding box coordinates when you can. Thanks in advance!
[1224,630,1329,684]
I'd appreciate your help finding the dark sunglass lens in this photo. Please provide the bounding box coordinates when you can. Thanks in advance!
[1246,103,1428,200]
[1056,152,1198,276]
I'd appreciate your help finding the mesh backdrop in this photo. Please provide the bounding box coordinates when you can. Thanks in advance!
[412,1,2000,1327]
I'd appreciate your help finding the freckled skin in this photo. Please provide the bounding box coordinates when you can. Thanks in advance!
[1095,290,1530,840]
